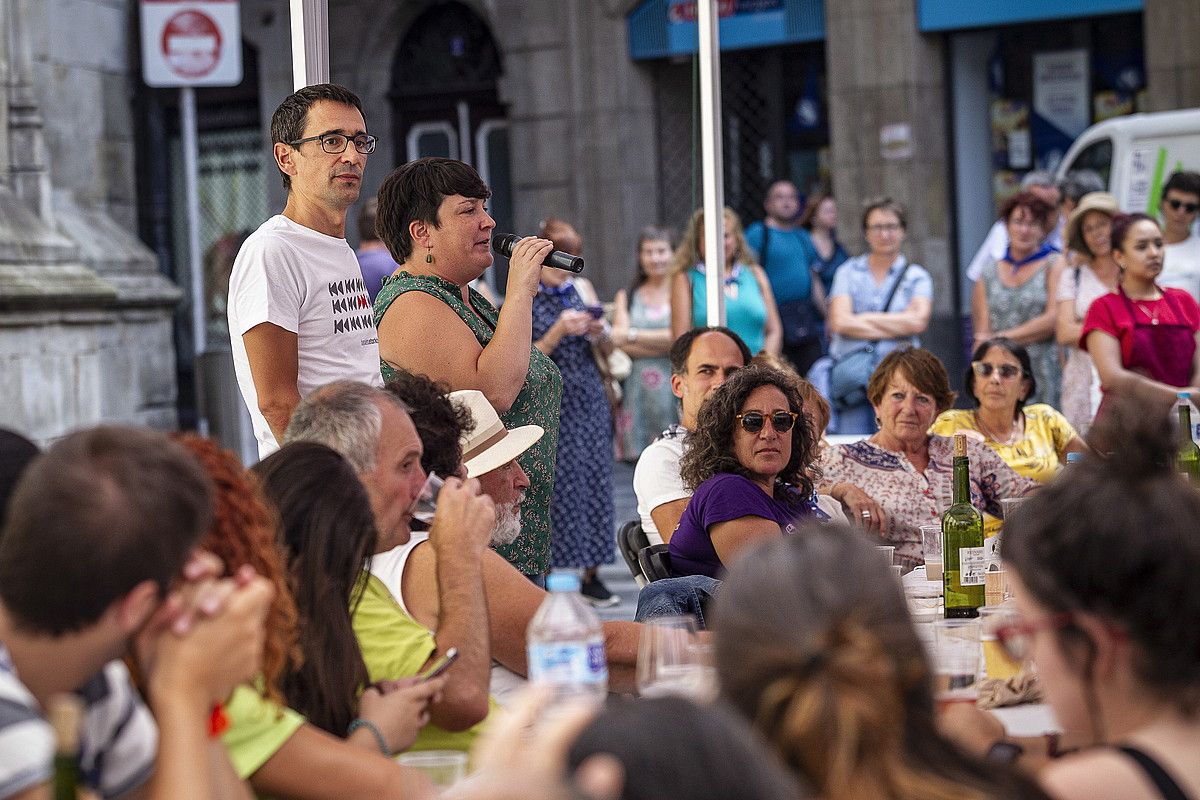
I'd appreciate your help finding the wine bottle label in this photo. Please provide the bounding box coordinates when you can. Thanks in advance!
[959,546,986,586]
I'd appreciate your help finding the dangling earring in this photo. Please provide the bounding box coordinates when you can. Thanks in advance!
[874,416,882,428]
[425,245,433,264]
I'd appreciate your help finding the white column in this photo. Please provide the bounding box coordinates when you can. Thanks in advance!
[290,0,330,90]
[697,0,726,326]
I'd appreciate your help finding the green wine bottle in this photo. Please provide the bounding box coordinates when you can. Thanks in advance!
[943,434,985,618]
[49,694,83,800]
[1176,393,1200,482]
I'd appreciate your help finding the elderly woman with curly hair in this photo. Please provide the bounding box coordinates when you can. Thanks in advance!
[816,348,1036,570]
[668,365,824,578]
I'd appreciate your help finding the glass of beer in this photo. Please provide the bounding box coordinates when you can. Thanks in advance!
[932,618,981,710]
[920,524,943,584]
[979,605,1022,680]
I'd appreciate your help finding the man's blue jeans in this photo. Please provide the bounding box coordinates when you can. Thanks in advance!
[634,575,722,630]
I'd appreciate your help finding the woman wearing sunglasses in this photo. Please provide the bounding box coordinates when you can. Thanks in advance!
[817,348,1035,570]
[931,338,1086,483]
[995,400,1200,800]
[668,365,824,578]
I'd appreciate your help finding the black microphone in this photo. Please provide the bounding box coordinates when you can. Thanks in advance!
[492,233,585,274]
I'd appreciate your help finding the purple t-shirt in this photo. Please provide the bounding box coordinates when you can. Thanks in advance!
[356,247,399,304]
[668,473,823,579]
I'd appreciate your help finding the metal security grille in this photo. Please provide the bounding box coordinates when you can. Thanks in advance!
[653,49,785,233]
[169,128,270,352]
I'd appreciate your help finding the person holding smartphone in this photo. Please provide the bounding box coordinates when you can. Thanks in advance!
[531,218,619,606]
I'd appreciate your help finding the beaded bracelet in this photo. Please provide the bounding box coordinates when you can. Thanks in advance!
[347,717,389,755]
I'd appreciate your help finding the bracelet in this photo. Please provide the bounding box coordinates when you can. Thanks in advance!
[348,717,390,755]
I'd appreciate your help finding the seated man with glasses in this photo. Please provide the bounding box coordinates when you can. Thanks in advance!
[667,365,827,579]
[228,83,384,458]
[1158,170,1200,305]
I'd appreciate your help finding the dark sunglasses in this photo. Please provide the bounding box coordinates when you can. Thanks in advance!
[736,411,799,434]
[1166,198,1200,213]
[971,361,1022,380]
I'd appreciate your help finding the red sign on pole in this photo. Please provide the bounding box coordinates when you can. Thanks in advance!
[140,1,241,87]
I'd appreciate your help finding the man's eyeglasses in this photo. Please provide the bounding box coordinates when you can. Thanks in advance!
[994,612,1075,663]
[288,133,377,155]
[1166,198,1200,214]
[736,411,799,434]
[972,361,1022,380]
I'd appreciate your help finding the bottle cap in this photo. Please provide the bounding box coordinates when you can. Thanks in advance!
[953,432,967,457]
[1065,452,1083,463]
[1178,392,1190,400]
[546,571,582,592]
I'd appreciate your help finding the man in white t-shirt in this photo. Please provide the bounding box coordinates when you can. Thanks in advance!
[228,84,384,458]
[633,327,751,544]
[1158,170,1200,304]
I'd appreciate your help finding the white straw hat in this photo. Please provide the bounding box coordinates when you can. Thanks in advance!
[450,390,544,478]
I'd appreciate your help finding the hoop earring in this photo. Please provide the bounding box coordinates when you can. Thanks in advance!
[425,245,433,264]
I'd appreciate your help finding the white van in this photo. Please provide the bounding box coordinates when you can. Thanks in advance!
[1056,108,1200,213]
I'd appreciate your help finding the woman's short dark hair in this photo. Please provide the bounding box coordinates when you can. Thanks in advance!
[384,370,473,478]
[714,527,1048,800]
[964,337,1037,417]
[1003,398,1200,719]
[375,157,491,263]
[866,347,956,414]
[999,191,1055,233]
[861,197,906,231]
[567,696,803,800]
[1110,212,1160,254]
[679,365,817,498]
[254,442,378,738]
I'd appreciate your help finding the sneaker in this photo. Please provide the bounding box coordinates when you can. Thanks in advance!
[580,576,621,608]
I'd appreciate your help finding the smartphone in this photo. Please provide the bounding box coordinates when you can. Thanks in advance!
[418,647,459,682]
[584,304,604,319]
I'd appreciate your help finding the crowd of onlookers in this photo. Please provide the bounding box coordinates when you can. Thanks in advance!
[2,81,1200,800]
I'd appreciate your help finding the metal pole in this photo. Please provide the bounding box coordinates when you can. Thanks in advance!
[290,0,330,90]
[697,0,726,327]
[180,86,208,434]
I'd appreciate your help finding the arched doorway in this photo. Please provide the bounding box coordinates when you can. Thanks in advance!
[391,2,514,294]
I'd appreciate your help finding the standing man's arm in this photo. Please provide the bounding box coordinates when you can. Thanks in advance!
[243,322,301,443]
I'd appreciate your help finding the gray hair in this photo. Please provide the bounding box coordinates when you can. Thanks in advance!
[1059,170,1106,205]
[1020,170,1057,190]
[283,381,406,473]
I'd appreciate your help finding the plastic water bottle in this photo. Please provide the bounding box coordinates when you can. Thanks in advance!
[526,571,608,705]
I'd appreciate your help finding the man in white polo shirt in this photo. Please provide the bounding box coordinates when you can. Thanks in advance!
[229,83,383,457]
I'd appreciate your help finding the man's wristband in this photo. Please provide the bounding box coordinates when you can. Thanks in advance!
[348,717,390,755]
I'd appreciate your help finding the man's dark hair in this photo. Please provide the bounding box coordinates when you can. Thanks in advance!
[668,327,752,376]
[1161,170,1200,203]
[357,197,379,243]
[375,157,490,263]
[0,427,213,636]
[0,430,39,532]
[383,370,474,478]
[270,83,364,191]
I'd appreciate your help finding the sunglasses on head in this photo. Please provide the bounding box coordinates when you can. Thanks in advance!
[736,410,799,434]
[972,361,1022,380]
[1166,198,1200,213]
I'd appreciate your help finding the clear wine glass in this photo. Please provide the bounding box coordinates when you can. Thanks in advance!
[636,615,714,701]
[409,472,444,523]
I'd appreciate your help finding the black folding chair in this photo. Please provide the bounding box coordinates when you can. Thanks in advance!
[616,519,651,586]
[637,544,675,583]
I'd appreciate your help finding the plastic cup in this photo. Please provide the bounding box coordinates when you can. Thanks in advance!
[875,545,895,567]
[409,472,444,523]
[920,524,943,584]
[395,750,467,790]
[979,605,1022,680]
[932,619,981,710]
[999,497,1027,524]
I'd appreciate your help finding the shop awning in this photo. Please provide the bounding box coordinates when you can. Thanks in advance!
[627,0,824,61]
[917,0,1143,32]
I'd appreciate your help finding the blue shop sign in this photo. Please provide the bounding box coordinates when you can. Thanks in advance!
[917,0,1143,32]
[628,0,824,61]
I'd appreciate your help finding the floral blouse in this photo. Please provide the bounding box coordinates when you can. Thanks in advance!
[816,435,1037,569]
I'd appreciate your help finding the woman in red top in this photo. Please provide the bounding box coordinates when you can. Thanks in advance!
[1082,213,1200,417]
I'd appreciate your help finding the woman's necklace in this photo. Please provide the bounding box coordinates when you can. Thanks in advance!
[1129,287,1164,326]
[974,410,1020,445]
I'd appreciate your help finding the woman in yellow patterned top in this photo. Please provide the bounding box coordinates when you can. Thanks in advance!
[931,337,1086,483]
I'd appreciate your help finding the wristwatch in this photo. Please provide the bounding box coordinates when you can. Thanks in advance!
[985,740,1024,764]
